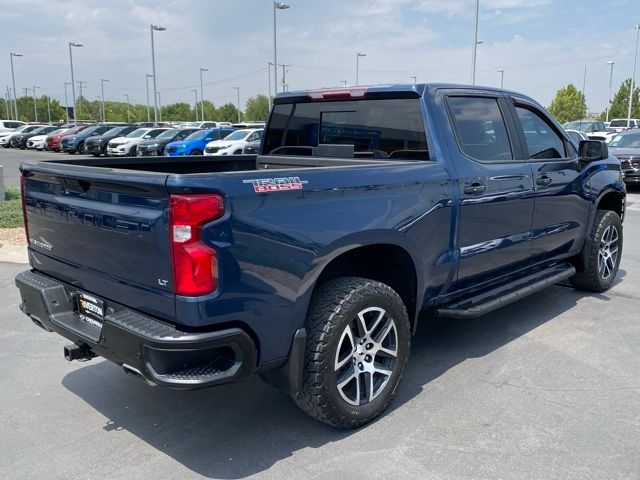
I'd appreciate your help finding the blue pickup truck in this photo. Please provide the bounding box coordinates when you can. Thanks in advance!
[15,84,625,428]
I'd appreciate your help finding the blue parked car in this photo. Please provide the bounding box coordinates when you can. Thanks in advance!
[164,127,235,156]
[60,123,128,154]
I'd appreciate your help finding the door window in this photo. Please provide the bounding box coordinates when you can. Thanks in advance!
[447,96,513,161]
[515,106,566,159]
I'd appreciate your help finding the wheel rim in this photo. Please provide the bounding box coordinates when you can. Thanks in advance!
[598,224,619,280]
[334,306,398,406]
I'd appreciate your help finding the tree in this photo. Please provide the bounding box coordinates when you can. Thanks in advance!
[216,103,241,123]
[547,84,587,124]
[201,100,217,121]
[244,95,270,121]
[162,102,193,121]
[602,78,640,120]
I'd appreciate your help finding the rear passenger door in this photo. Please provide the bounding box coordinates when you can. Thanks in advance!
[507,97,590,261]
[444,92,535,287]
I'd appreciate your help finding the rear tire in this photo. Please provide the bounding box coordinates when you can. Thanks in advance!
[192,149,203,155]
[129,146,137,157]
[294,277,411,429]
[570,210,623,292]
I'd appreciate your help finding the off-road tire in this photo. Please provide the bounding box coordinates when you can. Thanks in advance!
[294,277,411,429]
[570,210,623,292]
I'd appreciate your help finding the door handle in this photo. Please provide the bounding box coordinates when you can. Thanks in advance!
[463,183,486,195]
[536,175,552,186]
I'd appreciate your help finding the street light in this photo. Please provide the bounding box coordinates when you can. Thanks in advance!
[9,52,22,119]
[145,74,153,122]
[150,24,166,123]
[233,86,241,123]
[627,24,639,127]
[100,78,109,123]
[45,94,51,124]
[32,85,39,122]
[191,89,198,120]
[156,91,162,122]
[199,67,208,122]
[356,52,366,86]
[268,62,274,111]
[341,80,347,87]
[123,94,130,123]
[606,61,614,123]
[68,42,83,125]
[273,2,290,95]
[63,82,71,122]
[471,0,479,84]
[497,68,504,89]
[411,76,417,84]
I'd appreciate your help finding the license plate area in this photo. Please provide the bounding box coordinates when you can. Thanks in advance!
[77,291,105,329]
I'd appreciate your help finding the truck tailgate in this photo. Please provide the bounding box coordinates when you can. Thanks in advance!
[21,162,177,321]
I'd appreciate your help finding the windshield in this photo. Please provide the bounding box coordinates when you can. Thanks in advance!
[157,129,178,139]
[609,132,640,148]
[263,98,429,160]
[126,128,149,138]
[103,126,129,136]
[48,129,66,135]
[564,121,592,132]
[224,130,251,141]
[185,130,212,141]
[81,125,102,135]
[609,120,629,128]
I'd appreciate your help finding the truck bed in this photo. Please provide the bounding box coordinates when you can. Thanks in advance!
[30,154,397,175]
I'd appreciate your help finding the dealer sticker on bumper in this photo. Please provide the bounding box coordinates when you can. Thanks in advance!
[77,292,105,328]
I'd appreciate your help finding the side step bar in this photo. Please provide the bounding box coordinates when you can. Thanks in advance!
[437,263,576,319]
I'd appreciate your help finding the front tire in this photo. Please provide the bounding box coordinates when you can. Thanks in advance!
[77,142,85,154]
[570,210,623,292]
[295,277,410,429]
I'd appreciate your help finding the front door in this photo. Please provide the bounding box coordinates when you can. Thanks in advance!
[508,97,590,261]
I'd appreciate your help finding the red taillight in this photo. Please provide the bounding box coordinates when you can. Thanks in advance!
[308,87,368,100]
[169,194,225,296]
[20,175,29,244]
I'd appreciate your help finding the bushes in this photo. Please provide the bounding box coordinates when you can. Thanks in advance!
[0,188,23,228]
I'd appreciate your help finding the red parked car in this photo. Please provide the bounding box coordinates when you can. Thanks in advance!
[46,125,90,152]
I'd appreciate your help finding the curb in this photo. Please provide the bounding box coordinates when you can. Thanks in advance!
[0,243,29,264]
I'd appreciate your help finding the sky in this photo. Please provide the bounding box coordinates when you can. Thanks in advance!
[1,0,639,114]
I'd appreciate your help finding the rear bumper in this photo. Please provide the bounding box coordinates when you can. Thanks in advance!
[15,270,257,389]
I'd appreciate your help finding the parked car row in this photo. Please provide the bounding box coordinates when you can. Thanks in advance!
[563,118,640,143]
[0,119,265,158]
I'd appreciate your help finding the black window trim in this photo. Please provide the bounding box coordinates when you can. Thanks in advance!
[507,95,577,163]
[443,91,526,164]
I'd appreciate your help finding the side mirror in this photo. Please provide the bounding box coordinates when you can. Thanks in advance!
[143,135,151,139]
[578,140,608,162]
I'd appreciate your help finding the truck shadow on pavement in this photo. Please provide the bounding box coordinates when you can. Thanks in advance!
[61,276,623,479]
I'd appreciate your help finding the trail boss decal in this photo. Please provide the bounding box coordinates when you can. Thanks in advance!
[243,177,309,193]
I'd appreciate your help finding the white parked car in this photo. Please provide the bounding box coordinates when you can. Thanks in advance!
[0,120,26,133]
[204,128,263,156]
[565,129,589,144]
[180,121,222,129]
[563,120,609,141]
[106,127,169,156]
[27,128,69,150]
[608,118,640,133]
[0,124,43,147]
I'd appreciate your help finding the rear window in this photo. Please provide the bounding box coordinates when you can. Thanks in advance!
[263,98,430,160]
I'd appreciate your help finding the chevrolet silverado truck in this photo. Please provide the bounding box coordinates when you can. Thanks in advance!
[15,84,625,429]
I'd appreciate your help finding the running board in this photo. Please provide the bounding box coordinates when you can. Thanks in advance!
[437,263,576,319]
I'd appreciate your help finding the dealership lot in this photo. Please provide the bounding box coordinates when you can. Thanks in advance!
[1,148,639,479]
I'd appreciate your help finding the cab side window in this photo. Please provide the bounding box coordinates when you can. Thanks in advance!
[447,96,513,161]
[515,106,566,159]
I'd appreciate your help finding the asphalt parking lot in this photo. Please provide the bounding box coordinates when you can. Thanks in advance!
[1,149,639,479]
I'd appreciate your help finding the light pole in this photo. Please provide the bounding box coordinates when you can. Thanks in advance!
[341,80,347,87]
[63,82,70,122]
[268,62,274,111]
[191,89,198,120]
[199,67,208,122]
[145,74,153,122]
[273,2,290,95]
[497,68,504,89]
[46,94,51,124]
[32,85,39,122]
[156,91,162,122]
[356,52,366,85]
[68,42,83,125]
[9,52,22,119]
[627,24,639,126]
[150,24,166,123]
[233,86,241,123]
[582,65,587,110]
[100,78,108,123]
[411,76,417,84]
[606,61,614,122]
[471,0,479,84]
[123,94,130,123]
